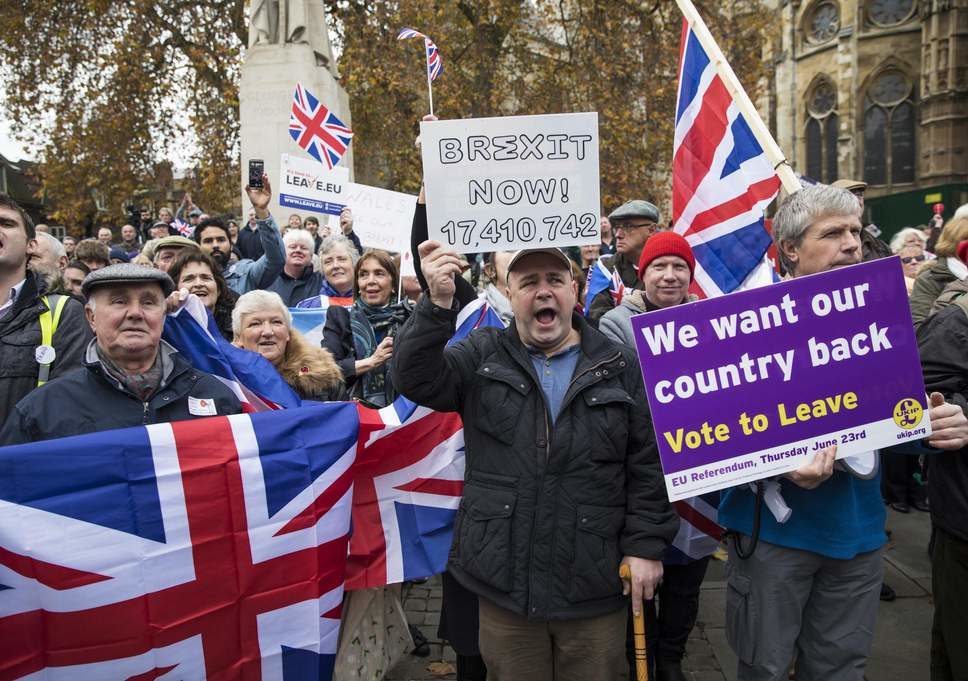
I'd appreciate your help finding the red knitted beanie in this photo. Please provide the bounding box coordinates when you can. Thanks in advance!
[957,239,968,265]
[637,231,696,282]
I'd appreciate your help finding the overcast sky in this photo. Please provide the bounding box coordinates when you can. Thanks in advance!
[0,113,28,162]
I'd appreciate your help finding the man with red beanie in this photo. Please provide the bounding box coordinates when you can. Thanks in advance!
[599,231,710,681]
[599,231,696,345]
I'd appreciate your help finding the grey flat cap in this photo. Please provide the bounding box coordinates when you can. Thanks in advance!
[189,207,203,217]
[153,235,199,252]
[81,263,175,298]
[608,200,660,224]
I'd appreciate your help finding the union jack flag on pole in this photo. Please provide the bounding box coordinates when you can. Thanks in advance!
[397,27,443,115]
[672,0,800,299]
[0,405,356,680]
[583,257,625,318]
[289,83,354,170]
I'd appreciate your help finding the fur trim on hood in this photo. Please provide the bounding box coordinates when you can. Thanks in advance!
[278,329,344,397]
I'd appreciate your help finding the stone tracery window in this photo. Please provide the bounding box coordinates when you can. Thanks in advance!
[868,0,915,27]
[863,69,916,186]
[806,1,840,44]
[805,79,839,183]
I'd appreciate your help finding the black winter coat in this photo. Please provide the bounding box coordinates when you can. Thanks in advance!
[0,272,92,425]
[917,302,968,543]
[391,297,677,621]
[1,342,243,444]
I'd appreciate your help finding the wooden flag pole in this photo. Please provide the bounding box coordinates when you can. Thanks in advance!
[674,0,801,195]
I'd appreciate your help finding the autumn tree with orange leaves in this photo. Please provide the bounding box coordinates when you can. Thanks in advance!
[0,1,769,229]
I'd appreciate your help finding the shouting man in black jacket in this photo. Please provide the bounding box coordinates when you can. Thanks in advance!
[392,242,677,681]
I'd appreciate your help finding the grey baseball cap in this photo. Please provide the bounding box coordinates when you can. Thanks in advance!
[506,247,573,284]
[81,263,175,298]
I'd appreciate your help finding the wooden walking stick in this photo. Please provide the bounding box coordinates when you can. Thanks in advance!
[619,563,649,681]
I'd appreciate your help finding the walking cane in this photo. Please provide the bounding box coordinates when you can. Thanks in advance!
[619,564,649,681]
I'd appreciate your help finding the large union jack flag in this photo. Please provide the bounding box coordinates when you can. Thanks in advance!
[397,28,443,81]
[289,83,354,170]
[672,19,781,299]
[0,404,357,680]
[169,293,503,591]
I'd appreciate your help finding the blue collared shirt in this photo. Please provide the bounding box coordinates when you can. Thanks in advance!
[528,344,581,424]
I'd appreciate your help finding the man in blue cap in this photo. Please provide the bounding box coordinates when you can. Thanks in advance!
[588,199,661,325]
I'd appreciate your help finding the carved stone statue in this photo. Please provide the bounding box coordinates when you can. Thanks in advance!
[248,0,336,72]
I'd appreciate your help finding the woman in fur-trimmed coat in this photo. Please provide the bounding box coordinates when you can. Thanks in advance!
[232,289,347,402]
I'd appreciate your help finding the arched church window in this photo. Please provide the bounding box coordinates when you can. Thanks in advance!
[868,0,915,27]
[863,69,916,186]
[806,1,840,44]
[805,79,839,183]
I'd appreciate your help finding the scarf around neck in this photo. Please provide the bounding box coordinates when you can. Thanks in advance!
[350,298,413,407]
[321,278,353,298]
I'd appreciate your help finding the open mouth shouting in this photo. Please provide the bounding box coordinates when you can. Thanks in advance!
[534,305,558,329]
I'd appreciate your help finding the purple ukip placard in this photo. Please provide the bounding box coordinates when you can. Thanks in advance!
[629,257,929,501]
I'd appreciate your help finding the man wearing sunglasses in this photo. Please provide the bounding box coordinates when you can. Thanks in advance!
[587,199,661,325]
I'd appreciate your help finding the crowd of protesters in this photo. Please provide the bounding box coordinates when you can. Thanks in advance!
[2,128,968,681]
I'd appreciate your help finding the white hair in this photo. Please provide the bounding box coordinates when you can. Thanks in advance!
[318,235,360,263]
[231,289,292,337]
[35,231,66,259]
[773,185,862,274]
[889,227,928,254]
[954,203,968,220]
[283,228,314,252]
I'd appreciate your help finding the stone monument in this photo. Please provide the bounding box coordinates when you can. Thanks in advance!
[239,0,352,214]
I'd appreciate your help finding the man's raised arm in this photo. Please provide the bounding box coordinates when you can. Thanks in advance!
[391,240,478,412]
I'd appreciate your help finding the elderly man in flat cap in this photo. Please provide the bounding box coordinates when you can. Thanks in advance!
[588,199,661,325]
[151,235,200,273]
[1,264,242,444]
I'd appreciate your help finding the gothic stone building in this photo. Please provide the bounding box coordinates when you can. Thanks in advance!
[762,0,967,237]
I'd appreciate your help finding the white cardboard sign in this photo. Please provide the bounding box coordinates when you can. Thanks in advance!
[420,112,600,253]
[277,154,416,254]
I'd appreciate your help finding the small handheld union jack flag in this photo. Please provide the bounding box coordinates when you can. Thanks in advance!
[397,27,443,81]
[289,83,354,169]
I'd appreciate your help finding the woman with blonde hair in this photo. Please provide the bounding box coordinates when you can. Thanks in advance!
[910,216,968,328]
[232,289,345,401]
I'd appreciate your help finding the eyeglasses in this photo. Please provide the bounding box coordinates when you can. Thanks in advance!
[900,255,927,264]
[614,221,658,234]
